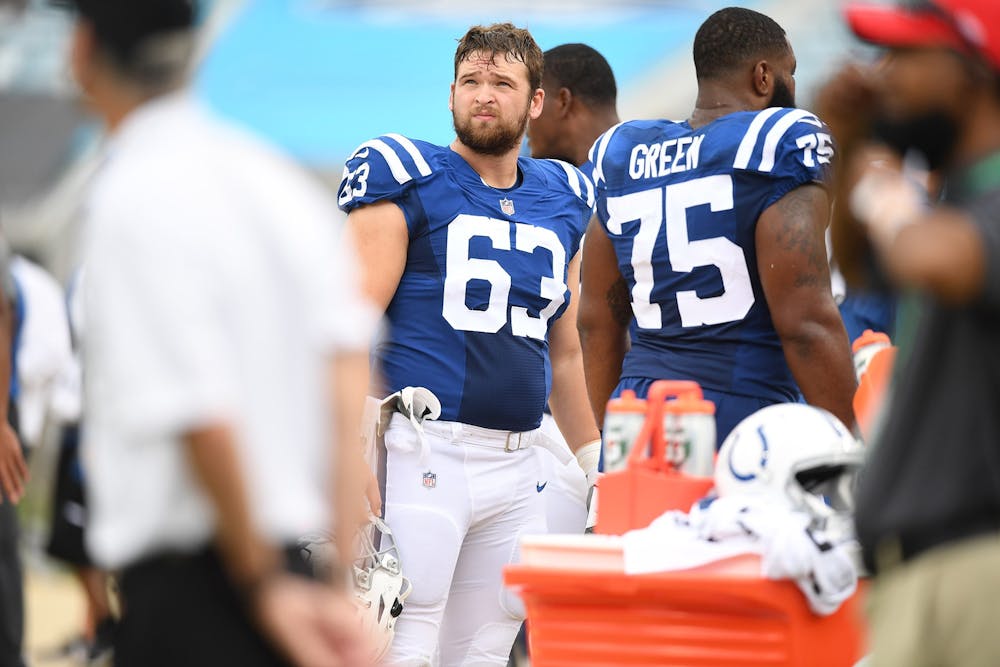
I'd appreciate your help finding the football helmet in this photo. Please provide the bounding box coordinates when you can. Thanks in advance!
[714,404,864,540]
[297,515,412,661]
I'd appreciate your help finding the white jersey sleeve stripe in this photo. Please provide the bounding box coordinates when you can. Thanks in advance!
[733,107,782,169]
[355,138,413,184]
[552,159,583,199]
[385,133,433,177]
[758,109,822,173]
[580,168,595,208]
[592,121,626,187]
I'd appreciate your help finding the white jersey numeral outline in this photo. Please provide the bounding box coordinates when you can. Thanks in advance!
[606,175,754,329]
[442,214,566,340]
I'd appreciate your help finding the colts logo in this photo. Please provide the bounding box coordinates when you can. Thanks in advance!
[727,426,771,482]
[422,471,437,489]
[499,197,515,216]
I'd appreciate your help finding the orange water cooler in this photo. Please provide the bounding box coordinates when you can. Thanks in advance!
[505,380,868,666]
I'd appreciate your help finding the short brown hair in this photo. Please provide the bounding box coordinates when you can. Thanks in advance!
[454,23,544,92]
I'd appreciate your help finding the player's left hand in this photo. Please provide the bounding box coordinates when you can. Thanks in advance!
[0,422,27,504]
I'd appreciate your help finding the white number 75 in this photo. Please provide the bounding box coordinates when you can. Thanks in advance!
[606,174,754,329]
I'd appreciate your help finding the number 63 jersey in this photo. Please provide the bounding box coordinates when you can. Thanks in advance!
[339,135,594,432]
[590,108,834,402]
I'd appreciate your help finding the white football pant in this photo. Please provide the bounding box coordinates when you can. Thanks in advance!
[381,414,545,667]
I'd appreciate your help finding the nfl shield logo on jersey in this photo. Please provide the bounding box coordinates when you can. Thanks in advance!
[422,471,437,489]
[499,198,515,216]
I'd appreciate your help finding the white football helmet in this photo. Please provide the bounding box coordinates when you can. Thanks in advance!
[297,515,412,661]
[714,404,864,540]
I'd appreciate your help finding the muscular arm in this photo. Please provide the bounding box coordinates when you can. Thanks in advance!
[548,252,601,452]
[757,184,857,429]
[577,218,631,428]
[345,200,409,311]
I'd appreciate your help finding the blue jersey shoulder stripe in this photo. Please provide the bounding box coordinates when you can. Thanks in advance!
[733,107,783,170]
[590,121,626,187]
[384,133,434,178]
[757,109,822,173]
[547,159,595,209]
[579,165,595,208]
[349,137,415,184]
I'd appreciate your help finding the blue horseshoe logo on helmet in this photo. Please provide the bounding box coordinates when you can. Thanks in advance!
[728,425,770,482]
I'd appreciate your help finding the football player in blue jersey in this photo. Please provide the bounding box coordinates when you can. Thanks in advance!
[524,42,622,537]
[528,43,621,170]
[579,7,857,448]
[339,23,601,666]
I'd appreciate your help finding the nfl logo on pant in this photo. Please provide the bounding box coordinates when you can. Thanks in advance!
[422,471,437,489]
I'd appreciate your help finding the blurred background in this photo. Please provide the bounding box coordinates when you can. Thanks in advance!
[0,0,863,663]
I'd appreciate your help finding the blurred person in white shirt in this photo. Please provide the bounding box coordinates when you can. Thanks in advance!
[63,0,378,665]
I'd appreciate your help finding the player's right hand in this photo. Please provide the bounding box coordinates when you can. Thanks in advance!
[0,422,27,504]
[252,573,373,667]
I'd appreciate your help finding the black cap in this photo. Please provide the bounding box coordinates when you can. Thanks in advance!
[57,0,195,64]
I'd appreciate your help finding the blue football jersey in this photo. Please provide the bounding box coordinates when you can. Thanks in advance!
[590,108,834,402]
[339,135,594,431]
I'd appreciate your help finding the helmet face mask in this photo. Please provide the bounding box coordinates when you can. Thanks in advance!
[354,516,412,660]
[715,404,864,541]
[297,515,412,661]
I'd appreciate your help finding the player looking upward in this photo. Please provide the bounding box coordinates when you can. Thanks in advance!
[340,23,601,666]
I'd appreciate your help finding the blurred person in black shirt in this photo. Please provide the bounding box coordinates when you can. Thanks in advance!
[819,1,1000,665]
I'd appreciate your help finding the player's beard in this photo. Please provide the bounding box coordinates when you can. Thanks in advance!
[770,77,796,109]
[453,103,531,157]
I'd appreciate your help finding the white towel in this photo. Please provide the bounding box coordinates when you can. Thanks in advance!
[622,495,858,616]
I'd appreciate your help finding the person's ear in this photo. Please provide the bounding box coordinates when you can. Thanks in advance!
[557,87,573,119]
[752,60,771,98]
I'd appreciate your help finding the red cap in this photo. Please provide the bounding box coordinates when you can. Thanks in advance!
[845,0,1000,72]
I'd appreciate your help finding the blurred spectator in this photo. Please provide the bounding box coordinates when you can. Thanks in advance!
[28,268,117,665]
[10,255,74,450]
[0,239,27,667]
[819,1,1000,665]
[63,0,376,664]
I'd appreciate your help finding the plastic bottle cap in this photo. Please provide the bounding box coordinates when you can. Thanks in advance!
[607,390,648,414]
[852,329,891,353]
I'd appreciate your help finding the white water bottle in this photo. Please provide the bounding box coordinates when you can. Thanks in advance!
[602,390,647,472]
[662,393,716,478]
[852,329,892,381]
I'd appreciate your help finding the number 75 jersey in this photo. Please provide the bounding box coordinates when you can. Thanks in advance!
[338,135,594,431]
[589,108,834,402]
